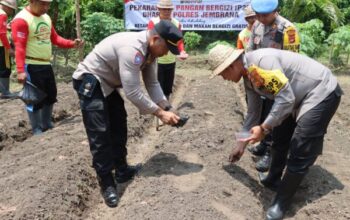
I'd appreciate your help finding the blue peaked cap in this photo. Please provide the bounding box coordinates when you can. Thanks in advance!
[251,0,278,13]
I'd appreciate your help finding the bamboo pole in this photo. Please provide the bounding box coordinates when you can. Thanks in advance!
[75,0,84,61]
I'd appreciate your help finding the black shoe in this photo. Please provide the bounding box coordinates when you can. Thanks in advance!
[98,173,119,208]
[258,172,280,191]
[115,163,142,183]
[256,151,271,172]
[266,171,305,220]
[101,186,119,208]
[248,142,268,156]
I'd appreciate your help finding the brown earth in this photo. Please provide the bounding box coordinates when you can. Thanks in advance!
[0,55,350,220]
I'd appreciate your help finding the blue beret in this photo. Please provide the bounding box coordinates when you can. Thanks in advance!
[251,0,278,13]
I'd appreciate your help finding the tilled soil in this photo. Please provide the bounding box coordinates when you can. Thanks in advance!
[0,56,350,220]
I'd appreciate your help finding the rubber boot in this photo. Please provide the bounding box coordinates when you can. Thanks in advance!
[27,110,43,135]
[259,148,287,191]
[256,148,271,172]
[41,104,54,131]
[248,141,268,156]
[266,171,305,220]
[115,158,142,183]
[0,77,14,99]
[98,172,119,208]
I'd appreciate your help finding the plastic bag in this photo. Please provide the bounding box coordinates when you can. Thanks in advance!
[16,81,47,105]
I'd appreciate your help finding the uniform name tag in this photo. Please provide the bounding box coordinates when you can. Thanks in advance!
[247,65,288,95]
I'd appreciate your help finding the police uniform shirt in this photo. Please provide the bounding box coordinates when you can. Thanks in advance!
[73,31,166,114]
[242,48,338,130]
[247,14,300,52]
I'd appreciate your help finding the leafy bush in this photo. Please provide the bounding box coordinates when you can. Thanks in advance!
[206,40,233,51]
[295,19,326,57]
[81,12,124,51]
[326,25,350,66]
[184,32,202,51]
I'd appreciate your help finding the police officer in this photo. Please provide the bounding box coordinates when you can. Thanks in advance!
[236,5,256,51]
[72,20,182,208]
[247,0,301,173]
[208,44,342,220]
[0,0,16,98]
[11,0,84,135]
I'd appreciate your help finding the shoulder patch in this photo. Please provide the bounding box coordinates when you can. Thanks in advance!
[283,26,300,52]
[247,65,288,95]
[133,52,144,65]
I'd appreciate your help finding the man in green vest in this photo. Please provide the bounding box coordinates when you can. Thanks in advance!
[11,0,83,135]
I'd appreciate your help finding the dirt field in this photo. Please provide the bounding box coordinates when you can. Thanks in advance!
[1,55,350,220]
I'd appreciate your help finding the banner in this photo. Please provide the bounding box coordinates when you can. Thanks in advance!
[124,0,251,31]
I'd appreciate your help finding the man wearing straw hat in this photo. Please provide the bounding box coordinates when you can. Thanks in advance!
[148,0,188,101]
[246,0,301,174]
[0,0,16,98]
[236,5,256,51]
[208,44,342,220]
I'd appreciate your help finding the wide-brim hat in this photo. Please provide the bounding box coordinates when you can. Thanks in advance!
[155,20,182,55]
[208,45,244,78]
[244,5,256,18]
[157,0,174,9]
[39,0,53,2]
[0,0,17,10]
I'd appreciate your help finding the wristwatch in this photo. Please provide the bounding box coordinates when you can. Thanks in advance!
[260,125,271,135]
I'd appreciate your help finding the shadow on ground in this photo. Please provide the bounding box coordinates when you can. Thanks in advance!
[223,164,344,218]
[140,152,203,177]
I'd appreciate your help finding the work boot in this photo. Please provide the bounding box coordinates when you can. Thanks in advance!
[266,171,305,220]
[248,141,268,156]
[41,104,54,131]
[27,110,43,135]
[256,149,271,172]
[259,148,287,191]
[98,173,119,208]
[0,77,14,98]
[115,163,142,183]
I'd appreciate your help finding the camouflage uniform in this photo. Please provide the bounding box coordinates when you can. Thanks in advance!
[247,14,300,52]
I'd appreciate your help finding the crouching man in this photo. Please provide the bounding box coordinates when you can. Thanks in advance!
[72,20,182,208]
[208,45,342,220]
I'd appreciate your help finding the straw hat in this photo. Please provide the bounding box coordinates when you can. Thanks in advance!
[244,5,256,18]
[208,45,244,78]
[0,0,17,10]
[157,0,174,9]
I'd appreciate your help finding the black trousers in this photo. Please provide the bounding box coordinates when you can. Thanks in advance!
[73,75,128,177]
[260,97,274,145]
[26,64,57,111]
[158,62,176,97]
[272,86,342,174]
[0,46,11,78]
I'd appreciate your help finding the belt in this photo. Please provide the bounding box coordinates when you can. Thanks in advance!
[26,56,51,62]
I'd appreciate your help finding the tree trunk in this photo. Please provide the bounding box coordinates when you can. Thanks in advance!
[75,0,84,61]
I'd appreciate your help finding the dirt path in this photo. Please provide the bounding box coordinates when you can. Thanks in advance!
[1,56,350,220]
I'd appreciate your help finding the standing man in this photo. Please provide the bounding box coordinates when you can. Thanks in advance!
[11,0,83,135]
[73,20,182,208]
[147,0,188,101]
[0,0,16,98]
[208,45,342,220]
[236,5,256,51]
[246,0,301,173]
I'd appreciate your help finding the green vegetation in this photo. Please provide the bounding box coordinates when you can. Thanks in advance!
[12,0,350,71]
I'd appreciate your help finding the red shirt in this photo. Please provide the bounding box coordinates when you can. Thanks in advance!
[0,13,11,49]
[11,7,75,72]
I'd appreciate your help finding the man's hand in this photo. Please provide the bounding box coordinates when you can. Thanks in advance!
[73,39,84,48]
[177,51,189,60]
[154,108,180,125]
[241,126,265,144]
[17,72,26,84]
[229,141,247,163]
[9,48,15,57]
